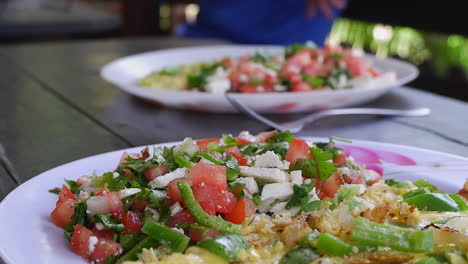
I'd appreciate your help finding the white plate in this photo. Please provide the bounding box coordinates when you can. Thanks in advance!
[100,45,419,113]
[1,138,466,264]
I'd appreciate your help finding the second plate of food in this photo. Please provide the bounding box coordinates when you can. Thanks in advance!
[101,44,418,113]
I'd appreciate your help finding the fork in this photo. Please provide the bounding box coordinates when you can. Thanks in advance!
[225,93,431,133]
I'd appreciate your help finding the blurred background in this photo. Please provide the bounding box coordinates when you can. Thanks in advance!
[2,0,467,101]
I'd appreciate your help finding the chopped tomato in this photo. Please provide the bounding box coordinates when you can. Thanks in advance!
[89,238,123,263]
[225,146,247,166]
[238,84,260,93]
[196,138,220,152]
[132,200,150,212]
[224,198,256,224]
[189,228,220,242]
[122,211,143,233]
[344,54,370,77]
[192,186,236,215]
[236,137,252,145]
[319,172,344,198]
[91,228,115,240]
[187,160,227,190]
[343,175,364,185]
[122,168,136,179]
[167,178,191,204]
[50,198,75,227]
[96,191,123,218]
[291,82,313,92]
[144,165,169,181]
[166,210,194,228]
[256,130,277,143]
[70,225,95,260]
[285,137,312,168]
[332,153,347,167]
[58,185,75,204]
[365,170,382,185]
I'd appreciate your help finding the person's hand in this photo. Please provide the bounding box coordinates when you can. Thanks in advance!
[306,0,347,20]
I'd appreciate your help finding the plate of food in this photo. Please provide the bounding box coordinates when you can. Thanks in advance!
[1,131,468,264]
[101,43,418,113]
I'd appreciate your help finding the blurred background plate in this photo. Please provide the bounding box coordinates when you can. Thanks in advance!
[100,45,419,113]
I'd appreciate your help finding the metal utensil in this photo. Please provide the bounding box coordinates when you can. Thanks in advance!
[0,143,20,183]
[225,93,430,133]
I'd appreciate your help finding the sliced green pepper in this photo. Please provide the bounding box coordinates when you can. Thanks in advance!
[413,179,443,193]
[119,233,145,252]
[316,233,352,256]
[279,247,320,264]
[196,234,250,261]
[350,217,433,253]
[115,237,157,264]
[178,181,242,235]
[402,187,431,199]
[141,219,190,252]
[415,257,439,264]
[404,193,462,212]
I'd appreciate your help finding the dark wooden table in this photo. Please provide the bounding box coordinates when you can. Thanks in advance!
[1,36,468,204]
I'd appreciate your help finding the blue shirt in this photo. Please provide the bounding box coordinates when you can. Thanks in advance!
[178,0,343,45]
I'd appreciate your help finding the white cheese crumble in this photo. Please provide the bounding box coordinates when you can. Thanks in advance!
[238,131,257,143]
[148,168,187,189]
[145,207,160,221]
[79,190,90,200]
[253,151,285,169]
[170,202,183,216]
[88,236,98,253]
[290,170,303,184]
[118,188,141,199]
[171,227,185,234]
[205,67,230,93]
[239,167,290,183]
[112,172,119,179]
[261,182,294,201]
[152,190,167,199]
[308,187,320,202]
[270,201,299,215]
[173,138,199,156]
[95,223,105,231]
[235,177,259,194]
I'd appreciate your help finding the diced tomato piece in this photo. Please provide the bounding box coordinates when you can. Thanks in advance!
[264,75,277,88]
[236,137,252,145]
[89,238,123,263]
[70,225,95,260]
[319,172,345,198]
[291,82,313,92]
[290,49,312,66]
[343,175,364,185]
[122,211,143,234]
[344,54,370,77]
[122,168,136,179]
[364,170,382,185]
[132,199,150,212]
[167,178,191,204]
[192,186,236,214]
[256,130,277,143]
[144,165,169,181]
[196,138,220,152]
[50,198,75,227]
[187,160,227,190]
[221,57,234,68]
[332,153,347,167]
[77,176,91,186]
[285,138,312,168]
[224,198,256,224]
[166,210,194,228]
[91,228,115,240]
[96,191,123,218]
[224,146,247,166]
[58,185,75,205]
[189,228,220,242]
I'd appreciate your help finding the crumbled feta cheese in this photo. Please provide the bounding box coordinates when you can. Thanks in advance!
[174,138,199,156]
[118,188,141,199]
[171,227,185,234]
[308,187,320,202]
[253,151,284,169]
[273,84,287,92]
[86,196,109,215]
[205,67,230,93]
[95,223,105,230]
[112,172,119,179]
[236,177,259,194]
[239,167,290,182]
[79,190,90,200]
[304,179,312,184]
[239,74,249,82]
[261,182,294,201]
[145,208,160,221]
[290,170,303,184]
[88,236,98,253]
[270,202,299,215]
[251,62,277,77]
[152,190,167,199]
[170,202,183,216]
[149,168,187,189]
[238,131,257,143]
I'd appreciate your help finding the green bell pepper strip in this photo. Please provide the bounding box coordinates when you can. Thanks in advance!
[196,234,250,261]
[119,233,146,252]
[115,237,157,264]
[316,233,352,256]
[178,181,242,235]
[413,179,443,193]
[404,193,462,212]
[141,219,190,252]
[174,155,195,168]
[449,194,468,211]
[401,187,431,200]
[279,247,320,264]
[350,217,433,253]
